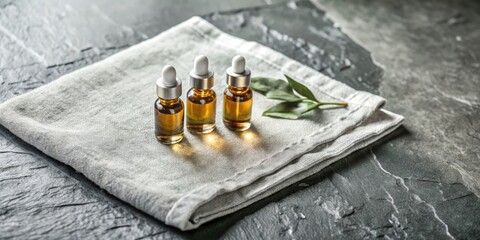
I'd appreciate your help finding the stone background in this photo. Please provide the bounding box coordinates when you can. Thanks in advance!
[1,0,479,239]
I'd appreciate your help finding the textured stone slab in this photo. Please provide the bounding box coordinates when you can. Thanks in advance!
[1,0,479,239]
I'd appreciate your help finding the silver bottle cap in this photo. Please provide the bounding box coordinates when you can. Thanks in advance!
[156,65,182,99]
[226,55,251,87]
[190,55,214,89]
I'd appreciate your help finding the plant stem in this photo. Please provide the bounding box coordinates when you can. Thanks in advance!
[318,101,348,107]
[298,99,348,107]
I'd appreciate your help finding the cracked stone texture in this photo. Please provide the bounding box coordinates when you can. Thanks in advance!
[1,0,479,239]
[311,0,480,197]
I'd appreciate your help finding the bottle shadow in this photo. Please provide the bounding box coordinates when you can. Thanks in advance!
[188,124,269,158]
[168,137,197,161]
[190,129,234,157]
[232,124,269,151]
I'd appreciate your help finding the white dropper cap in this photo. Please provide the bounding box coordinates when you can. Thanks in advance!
[232,55,246,73]
[162,65,177,87]
[194,55,209,76]
[226,55,251,87]
[157,65,182,99]
[190,55,214,89]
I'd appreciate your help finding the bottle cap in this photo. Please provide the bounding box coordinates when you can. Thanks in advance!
[156,65,182,99]
[190,55,214,89]
[226,55,251,87]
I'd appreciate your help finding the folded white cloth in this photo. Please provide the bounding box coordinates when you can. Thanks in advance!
[0,17,403,230]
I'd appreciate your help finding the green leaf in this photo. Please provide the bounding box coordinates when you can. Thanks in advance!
[265,90,303,102]
[251,77,294,95]
[262,100,320,119]
[284,74,318,102]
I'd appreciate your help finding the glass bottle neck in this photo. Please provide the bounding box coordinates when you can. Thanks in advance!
[192,88,212,97]
[228,86,250,94]
[159,98,179,106]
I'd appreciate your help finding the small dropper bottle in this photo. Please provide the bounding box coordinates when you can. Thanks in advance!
[223,55,253,131]
[187,55,216,134]
[154,65,184,144]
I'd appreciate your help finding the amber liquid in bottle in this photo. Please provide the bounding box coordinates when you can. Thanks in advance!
[223,86,252,131]
[187,89,216,134]
[154,98,184,144]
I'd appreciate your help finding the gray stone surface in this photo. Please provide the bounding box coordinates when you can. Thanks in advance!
[312,0,480,198]
[1,0,479,239]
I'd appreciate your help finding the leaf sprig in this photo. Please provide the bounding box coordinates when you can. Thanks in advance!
[251,74,348,119]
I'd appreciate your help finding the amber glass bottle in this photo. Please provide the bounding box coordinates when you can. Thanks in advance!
[154,98,184,144]
[223,55,252,131]
[154,65,184,144]
[187,88,216,133]
[187,55,216,134]
[223,86,252,131]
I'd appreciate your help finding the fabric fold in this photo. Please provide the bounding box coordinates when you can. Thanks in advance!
[0,16,403,230]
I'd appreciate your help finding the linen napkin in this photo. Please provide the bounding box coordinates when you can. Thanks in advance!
[0,17,403,230]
